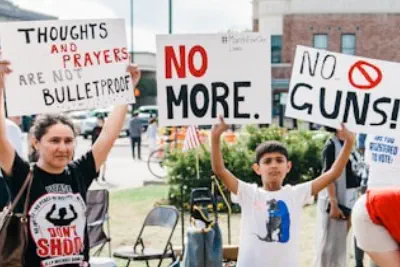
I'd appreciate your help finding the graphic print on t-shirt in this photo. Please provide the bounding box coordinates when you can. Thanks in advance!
[256,199,291,243]
[29,193,87,267]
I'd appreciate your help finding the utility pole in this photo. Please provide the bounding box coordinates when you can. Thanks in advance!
[130,0,134,62]
[168,0,172,34]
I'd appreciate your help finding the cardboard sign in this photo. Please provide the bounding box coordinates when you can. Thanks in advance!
[285,45,400,136]
[156,33,271,126]
[0,19,135,116]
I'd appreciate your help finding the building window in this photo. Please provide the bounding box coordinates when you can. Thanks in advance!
[272,92,281,116]
[271,35,282,63]
[341,34,356,55]
[313,34,328,50]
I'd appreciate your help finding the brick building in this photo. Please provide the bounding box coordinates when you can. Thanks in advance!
[253,0,400,126]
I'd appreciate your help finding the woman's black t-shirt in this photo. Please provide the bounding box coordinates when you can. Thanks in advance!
[3,151,98,267]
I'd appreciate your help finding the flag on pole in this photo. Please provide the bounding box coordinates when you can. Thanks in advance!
[183,125,201,152]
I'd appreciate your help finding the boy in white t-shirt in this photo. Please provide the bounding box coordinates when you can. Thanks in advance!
[211,117,355,267]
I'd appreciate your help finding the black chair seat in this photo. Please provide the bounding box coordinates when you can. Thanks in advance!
[114,246,175,261]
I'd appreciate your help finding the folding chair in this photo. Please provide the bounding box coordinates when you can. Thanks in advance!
[113,206,179,267]
[87,189,112,257]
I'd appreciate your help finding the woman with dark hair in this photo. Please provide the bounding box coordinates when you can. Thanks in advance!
[0,60,141,267]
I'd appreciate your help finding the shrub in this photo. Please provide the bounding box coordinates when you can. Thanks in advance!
[165,126,330,209]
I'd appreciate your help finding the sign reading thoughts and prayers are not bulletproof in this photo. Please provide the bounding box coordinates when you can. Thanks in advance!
[285,45,400,136]
[0,19,135,116]
[156,33,271,126]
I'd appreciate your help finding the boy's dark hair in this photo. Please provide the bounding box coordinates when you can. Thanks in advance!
[255,141,289,164]
[324,126,337,133]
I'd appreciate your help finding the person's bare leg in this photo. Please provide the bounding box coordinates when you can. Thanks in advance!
[367,250,400,267]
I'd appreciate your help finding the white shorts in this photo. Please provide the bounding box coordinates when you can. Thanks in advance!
[352,194,399,252]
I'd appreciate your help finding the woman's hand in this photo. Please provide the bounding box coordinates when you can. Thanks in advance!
[0,60,12,92]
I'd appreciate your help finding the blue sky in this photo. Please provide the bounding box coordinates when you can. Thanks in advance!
[12,0,252,52]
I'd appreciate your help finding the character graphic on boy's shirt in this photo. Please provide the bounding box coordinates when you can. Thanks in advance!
[256,199,291,243]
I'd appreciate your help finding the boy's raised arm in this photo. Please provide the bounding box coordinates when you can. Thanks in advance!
[211,116,239,194]
[311,124,355,196]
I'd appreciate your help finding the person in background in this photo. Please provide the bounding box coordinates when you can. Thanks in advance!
[129,112,143,160]
[314,126,361,267]
[358,133,367,156]
[354,132,368,267]
[91,116,105,145]
[146,117,158,152]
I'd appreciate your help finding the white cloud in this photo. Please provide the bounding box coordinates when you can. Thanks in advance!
[13,0,118,19]
[12,0,252,52]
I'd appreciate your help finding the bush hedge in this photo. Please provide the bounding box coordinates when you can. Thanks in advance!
[166,125,330,209]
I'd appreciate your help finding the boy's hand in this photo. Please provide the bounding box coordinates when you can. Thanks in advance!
[211,116,229,137]
[338,123,355,144]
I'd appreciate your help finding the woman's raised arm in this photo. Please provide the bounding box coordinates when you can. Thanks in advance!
[91,65,141,171]
[0,60,16,175]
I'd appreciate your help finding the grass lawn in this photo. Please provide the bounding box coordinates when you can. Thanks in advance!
[96,185,369,267]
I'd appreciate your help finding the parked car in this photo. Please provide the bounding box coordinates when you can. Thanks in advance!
[68,108,130,139]
[136,105,158,130]
[67,110,91,135]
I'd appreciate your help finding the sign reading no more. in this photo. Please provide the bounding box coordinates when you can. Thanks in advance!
[156,33,272,127]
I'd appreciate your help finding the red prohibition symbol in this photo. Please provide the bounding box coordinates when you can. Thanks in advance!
[348,60,383,90]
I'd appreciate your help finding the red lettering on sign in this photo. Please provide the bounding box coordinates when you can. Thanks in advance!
[165,45,208,79]
[188,45,208,78]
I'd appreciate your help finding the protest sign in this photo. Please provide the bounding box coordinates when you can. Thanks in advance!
[285,45,400,136]
[0,19,134,116]
[156,33,271,126]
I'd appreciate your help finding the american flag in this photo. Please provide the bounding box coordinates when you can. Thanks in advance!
[183,125,201,151]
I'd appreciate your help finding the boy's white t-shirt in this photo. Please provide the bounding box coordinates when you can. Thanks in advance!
[364,135,400,188]
[234,180,312,267]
